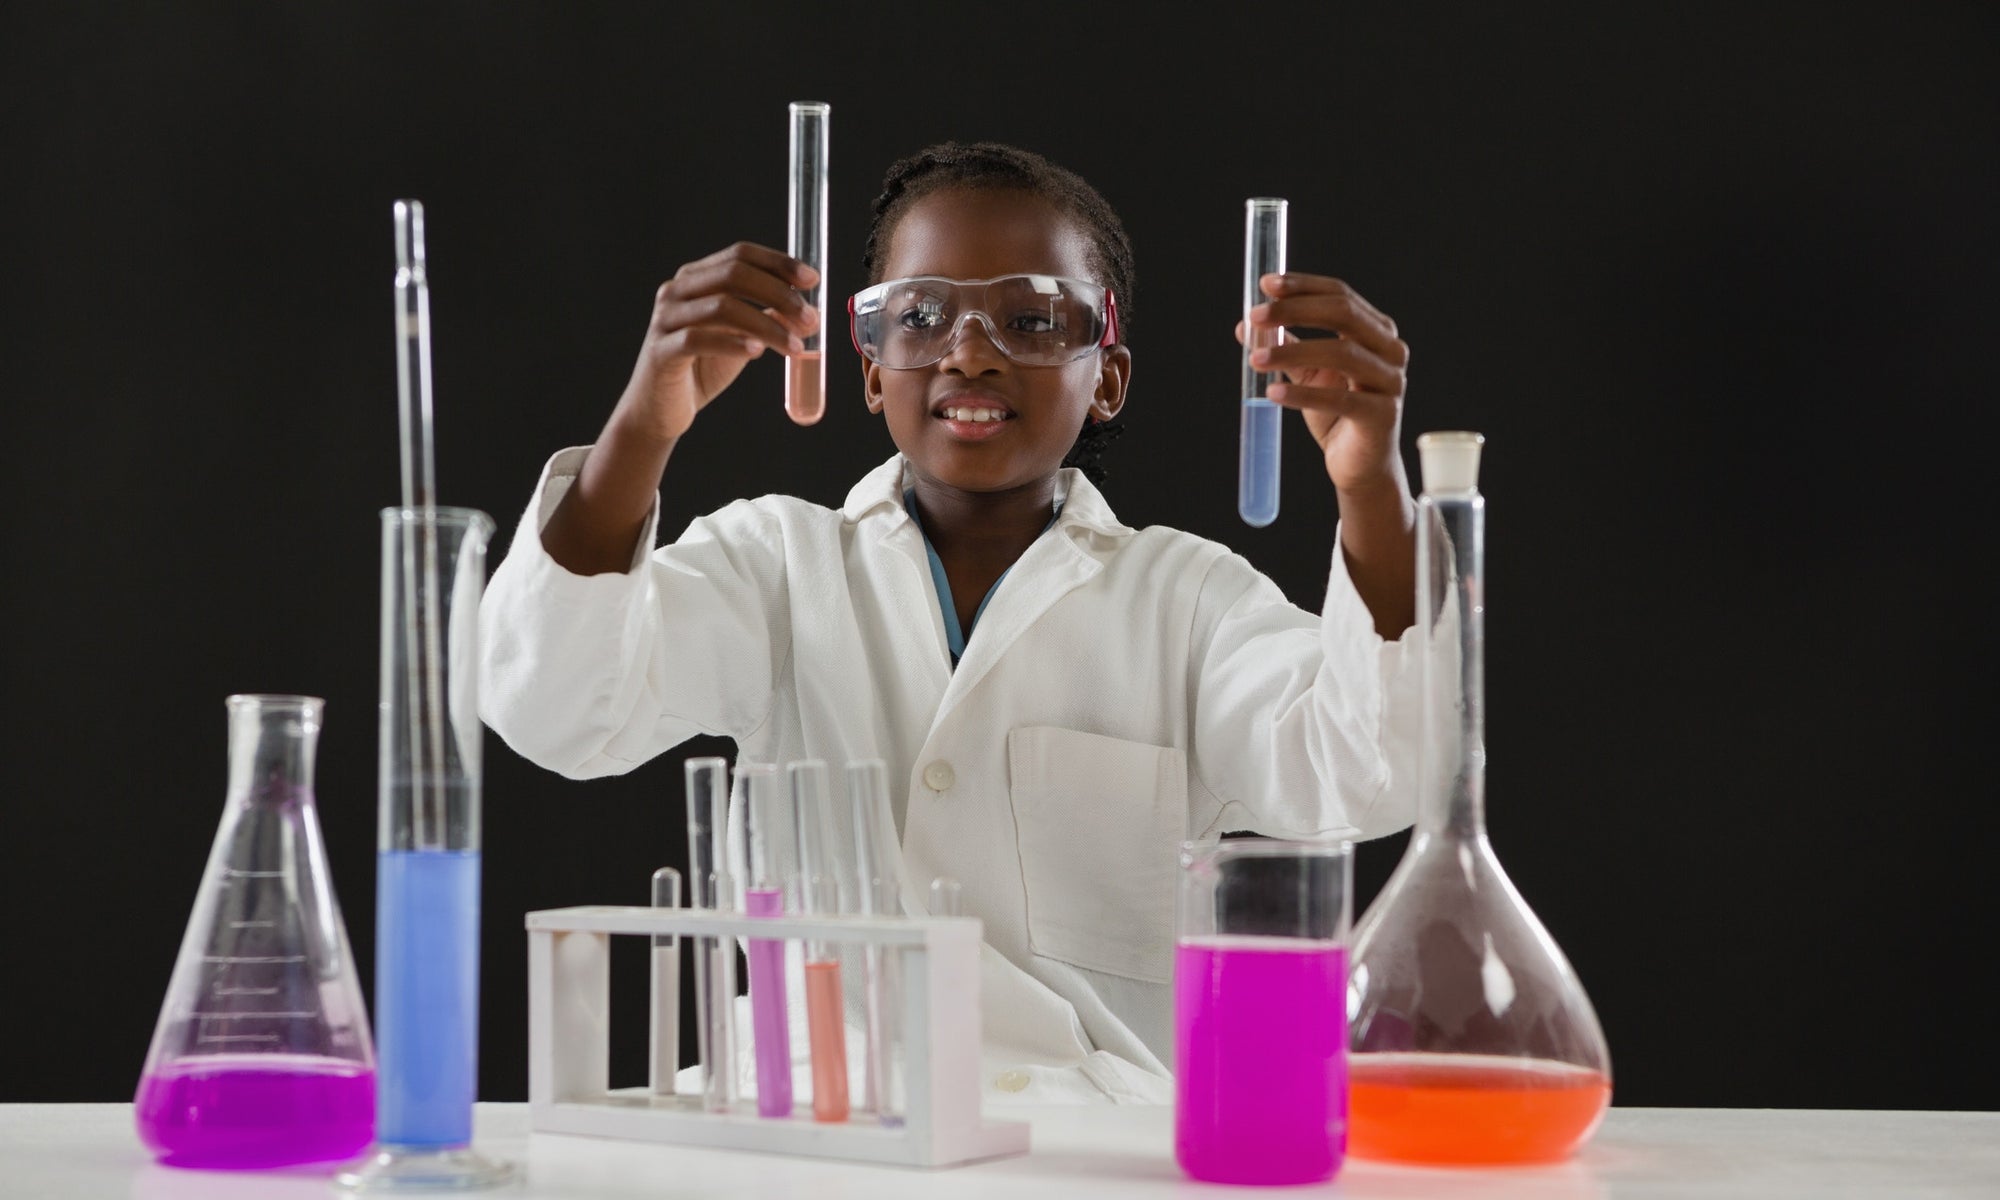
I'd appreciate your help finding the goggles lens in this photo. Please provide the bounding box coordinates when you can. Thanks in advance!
[849,274,1115,369]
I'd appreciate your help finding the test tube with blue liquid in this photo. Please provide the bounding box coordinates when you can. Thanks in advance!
[1239,198,1289,527]
[339,201,512,1192]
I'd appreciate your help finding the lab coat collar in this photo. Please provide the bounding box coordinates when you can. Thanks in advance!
[839,455,1136,540]
[841,454,1134,732]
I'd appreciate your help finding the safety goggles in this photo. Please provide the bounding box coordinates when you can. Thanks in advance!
[848,274,1120,369]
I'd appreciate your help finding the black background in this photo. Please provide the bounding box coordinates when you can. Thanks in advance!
[5,3,1995,1110]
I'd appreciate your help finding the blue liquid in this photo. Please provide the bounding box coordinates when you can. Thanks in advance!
[375,849,480,1147]
[1239,398,1281,527]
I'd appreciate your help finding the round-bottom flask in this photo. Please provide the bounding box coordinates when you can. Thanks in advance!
[1346,433,1612,1165]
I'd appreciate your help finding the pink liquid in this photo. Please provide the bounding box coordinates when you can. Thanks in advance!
[785,350,824,425]
[1175,936,1347,1185]
[804,959,850,1122]
[745,887,793,1117]
[135,1055,374,1168]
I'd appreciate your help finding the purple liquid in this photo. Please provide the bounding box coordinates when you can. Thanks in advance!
[745,886,793,1117]
[1175,936,1347,1185]
[135,1055,375,1168]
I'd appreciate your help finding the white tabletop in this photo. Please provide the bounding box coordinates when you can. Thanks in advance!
[5,1103,1996,1199]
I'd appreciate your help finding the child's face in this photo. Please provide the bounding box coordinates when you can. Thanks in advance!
[864,188,1129,497]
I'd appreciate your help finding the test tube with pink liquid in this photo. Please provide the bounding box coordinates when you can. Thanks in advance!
[739,762,794,1118]
[789,761,850,1122]
[785,101,829,425]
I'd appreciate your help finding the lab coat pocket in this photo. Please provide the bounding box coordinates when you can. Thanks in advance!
[1007,726,1187,984]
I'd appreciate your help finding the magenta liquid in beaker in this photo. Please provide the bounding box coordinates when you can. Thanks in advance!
[1175,938,1347,1184]
[1175,839,1352,1185]
[136,1055,375,1168]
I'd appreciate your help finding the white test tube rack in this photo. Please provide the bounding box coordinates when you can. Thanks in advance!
[525,905,1031,1168]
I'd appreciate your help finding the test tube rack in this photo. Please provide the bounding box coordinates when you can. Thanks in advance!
[525,905,1032,1168]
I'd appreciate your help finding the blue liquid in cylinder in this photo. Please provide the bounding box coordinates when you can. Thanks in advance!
[1239,398,1281,526]
[375,849,480,1147]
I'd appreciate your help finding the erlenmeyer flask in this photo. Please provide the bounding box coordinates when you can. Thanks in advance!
[136,694,375,1168]
[1346,433,1612,1165]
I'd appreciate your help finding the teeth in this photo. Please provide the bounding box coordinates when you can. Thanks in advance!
[942,406,1007,423]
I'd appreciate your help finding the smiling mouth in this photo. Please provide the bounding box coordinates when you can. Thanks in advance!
[936,405,1013,424]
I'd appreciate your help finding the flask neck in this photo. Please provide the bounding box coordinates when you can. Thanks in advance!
[224,695,323,809]
[1416,490,1486,840]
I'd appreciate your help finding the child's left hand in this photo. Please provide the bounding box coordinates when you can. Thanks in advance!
[1238,274,1411,494]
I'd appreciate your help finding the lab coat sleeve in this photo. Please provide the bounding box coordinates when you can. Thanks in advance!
[477,446,789,779]
[1185,528,1421,842]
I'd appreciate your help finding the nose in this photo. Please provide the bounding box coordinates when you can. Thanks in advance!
[936,311,1009,375]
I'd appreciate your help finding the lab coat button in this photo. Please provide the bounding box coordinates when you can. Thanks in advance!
[923,760,955,792]
[995,1069,1031,1093]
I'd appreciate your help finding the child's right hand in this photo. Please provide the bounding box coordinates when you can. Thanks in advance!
[613,242,820,443]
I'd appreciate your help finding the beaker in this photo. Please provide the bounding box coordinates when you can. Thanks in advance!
[136,694,375,1169]
[339,506,512,1191]
[1175,838,1352,1186]
[1346,432,1613,1165]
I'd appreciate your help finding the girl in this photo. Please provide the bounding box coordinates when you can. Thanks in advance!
[479,142,1421,1103]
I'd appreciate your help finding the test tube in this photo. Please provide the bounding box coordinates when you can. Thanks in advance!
[929,876,963,917]
[785,101,829,426]
[649,867,681,1098]
[790,761,850,1123]
[684,757,738,1112]
[1239,197,1289,527]
[740,762,795,1118]
[847,760,904,1127]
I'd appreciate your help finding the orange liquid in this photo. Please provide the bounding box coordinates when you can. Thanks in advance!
[804,959,849,1122]
[1348,1053,1609,1165]
[785,350,824,425]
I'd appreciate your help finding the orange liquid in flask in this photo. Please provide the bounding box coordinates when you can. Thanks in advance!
[1348,1053,1610,1165]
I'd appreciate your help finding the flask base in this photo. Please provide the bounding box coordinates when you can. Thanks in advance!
[336,1144,516,1192]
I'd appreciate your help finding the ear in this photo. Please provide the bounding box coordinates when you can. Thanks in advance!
[1088,344,1132,422]
[863,360,886,414]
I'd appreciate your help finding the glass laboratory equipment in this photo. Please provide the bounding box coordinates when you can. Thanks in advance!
[340,506,511,1192]
[1346,431,1612,1165]
[685,756,739,1112]
[847,759,905,1127]
[649,867,682,1097]
[136,695,375,1169]
[1176,838,1352,1186]
[785,100,829,425]
[1239,197,1288,527]
[740,761,795,1118]
[790,760,850,1123]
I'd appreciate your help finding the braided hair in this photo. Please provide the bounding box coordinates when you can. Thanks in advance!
[862,142,1133,485]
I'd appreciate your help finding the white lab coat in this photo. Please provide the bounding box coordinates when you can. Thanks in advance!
[479,448,1423,1104]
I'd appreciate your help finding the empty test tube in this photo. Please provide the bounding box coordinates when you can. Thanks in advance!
[929,876,963,917]
[1239,198,1289,527]
[740,763,795,1118]
[649,867,681,1097]
[684,757,738,1111]
[847,760,905,1127]
[785,101,829,426]
[790,761,850,1123]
